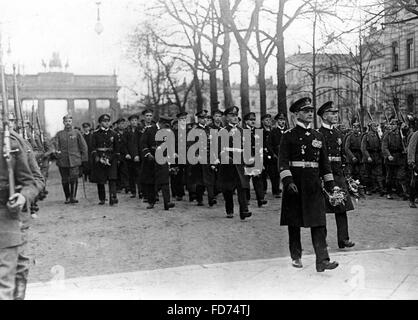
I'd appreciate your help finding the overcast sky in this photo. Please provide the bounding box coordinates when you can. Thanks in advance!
[0,0,364,107]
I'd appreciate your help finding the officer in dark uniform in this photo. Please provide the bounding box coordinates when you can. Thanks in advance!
[170,112,188,201]
[279,97,339,272]
[269,112,287,196]
[242,112,267,207]
[140,114,175,210]
[361,121,385,196]
[218,106,251,220]
[344,122,364,183]
[123,114,142,198]
[209,109,224,197]
[261,114,280,197]
[382,118,408,199]
[90,114,120,205]
[318,101,355,249]
[81,122,93,182]
[188,110,217,207]
[114,118,129,193]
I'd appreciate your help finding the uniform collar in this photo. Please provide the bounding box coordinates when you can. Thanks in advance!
[296,121,312,130]
[100,127,109,132]
[198,123,206,129]
[322,122,334,130]
[277,125,285,130]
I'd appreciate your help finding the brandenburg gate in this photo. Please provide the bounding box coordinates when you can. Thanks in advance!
[5,71,120,131]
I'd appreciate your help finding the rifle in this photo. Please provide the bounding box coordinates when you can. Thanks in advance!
[1,53,16,198]
[12,64,20,135]
[357,110,363,133]
[35,111,44,145]
[31,103,35,139]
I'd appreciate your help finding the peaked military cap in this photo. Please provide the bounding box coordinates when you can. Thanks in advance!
[196,110,208,118]
[274,112,286,121]
[317,101,338,117]
[223,106,239,116]
[142,108,154,115]
[243,112,256,121]
[82,122,92,128]
[63,114,73,121]
[261,114,272,121]
[289,97,313,113]
[128,114,139,121]
[98,114,111,123]
[158,115,173,123]
[176,111,188,118]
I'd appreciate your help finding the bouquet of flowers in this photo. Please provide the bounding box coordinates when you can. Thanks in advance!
[323,186,347,207]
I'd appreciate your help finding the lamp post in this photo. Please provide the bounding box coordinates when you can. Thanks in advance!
[95,1,104,35]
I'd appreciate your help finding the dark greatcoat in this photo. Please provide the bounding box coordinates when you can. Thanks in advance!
[140,124,170,186]
[217,123,250,191]
[90,127,119,184]
[279,125,332,227]
[187,124,216,187]
[319,125,354,213]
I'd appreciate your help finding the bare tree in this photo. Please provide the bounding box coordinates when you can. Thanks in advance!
[219,0,264,116]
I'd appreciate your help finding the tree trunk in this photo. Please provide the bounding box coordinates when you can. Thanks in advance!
[221,20,233,109]
[209,61,218,114]
[239,43,250,116]
[193,67,203,113]
[276,0,287,117]
[258,58,267,117]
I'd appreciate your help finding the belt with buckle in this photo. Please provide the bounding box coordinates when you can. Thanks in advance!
[328,156,341,162]
[290,161,319,168]
[96,148,113,152]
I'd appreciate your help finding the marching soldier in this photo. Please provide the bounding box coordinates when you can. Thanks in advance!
[261,114,280,197]
[1,114,39,300]
[344,122,364,183]
[52,115,88,204]
[361,122,385,196]
[81,122,93,182]
[242,112,267,207]
[279,97,339,272]
[170,112,188,201]
[318,101,355,249]
[218,106,252,220]
[269,112,287,197]
[123,114,142,199]
[140,112,175,210]
[382,118,408,200]
[91,114,120,206]
[188,110,217,207]
[114,118,129,193]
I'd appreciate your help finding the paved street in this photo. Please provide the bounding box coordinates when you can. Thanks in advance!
[27,247,418,300]
[25,165,418,300]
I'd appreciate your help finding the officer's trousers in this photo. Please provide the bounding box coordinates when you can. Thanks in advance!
[222,186,249,214]
[145,183,171,206]
[288,226,330,264]
[247,175,265,203]
[117,160,129,190]
[127,161,141,196]
[170,166,185,198]
[262,162,280,195]
[335,212,349,244]
[97,181,117,201]
[196,184,215,203]
[0,246,19,300]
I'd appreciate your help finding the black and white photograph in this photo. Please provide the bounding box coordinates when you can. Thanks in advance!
[0,0,417,302]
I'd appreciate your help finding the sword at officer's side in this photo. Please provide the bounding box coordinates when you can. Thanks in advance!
[81,174,87,199]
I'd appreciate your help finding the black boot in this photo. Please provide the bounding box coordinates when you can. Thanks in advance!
[14,271,29,300]
[63,183,71,204]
